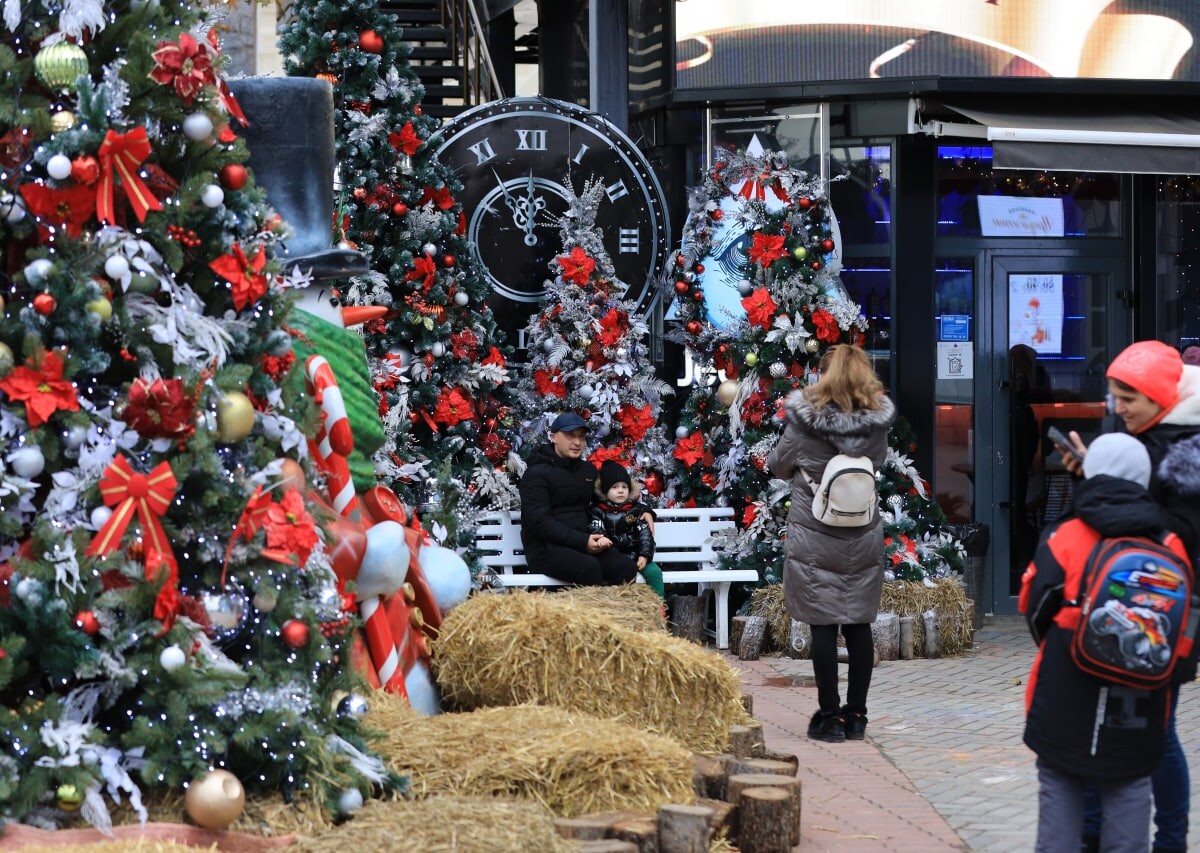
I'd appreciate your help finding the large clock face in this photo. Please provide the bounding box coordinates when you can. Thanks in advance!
[431,97,671,348]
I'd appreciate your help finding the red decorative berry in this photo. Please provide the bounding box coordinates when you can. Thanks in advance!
[674,280,689,295]
[219,163,247,191]
[281,619,310,648]
[694,264,705,274]
[686,320,703,335]
[358,30,384,53]
[675,254,686,267]
[73,610,100,635]
[821,238,835,253]
[692,290,704,301]
[33,293,56,315]
[392,202,408,217]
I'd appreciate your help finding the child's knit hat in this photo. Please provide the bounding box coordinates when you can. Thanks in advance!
[599,460,632,494]
[1083,433,1151,489]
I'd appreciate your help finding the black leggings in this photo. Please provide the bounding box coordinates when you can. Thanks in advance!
[533,542,638,586]
[810,623,874,715]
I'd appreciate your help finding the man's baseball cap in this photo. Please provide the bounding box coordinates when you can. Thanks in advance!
[549,412,589,433]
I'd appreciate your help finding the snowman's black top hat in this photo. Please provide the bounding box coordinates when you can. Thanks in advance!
[227,77,367,281]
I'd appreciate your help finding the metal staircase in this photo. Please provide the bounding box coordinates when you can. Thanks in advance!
[379,0,503,118]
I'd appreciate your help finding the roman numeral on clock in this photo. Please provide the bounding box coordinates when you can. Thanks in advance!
[605,179,630,202]
[618,228,640,253]
[515,128,548,150]
[468,138,496,165]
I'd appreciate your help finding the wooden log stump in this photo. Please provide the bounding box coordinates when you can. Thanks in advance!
[740,692,754,716]
[726,773,801,848]
[609,816,659,853]
[695,797,736,836]
[737,615,767,660]
[871,612,900,661]
[555,815,613,840]
[758,750,800,773]
[922,609,940,658]
[670,595,706,644]
[727,720,766,757]
[730,615,750,651]
[692,754,725,800]
[578,842,639,853]
[899,615,915,660]
[657,803,714,853]
[786,619,811,659]
[737,787,793,853]
[725,757,796,778]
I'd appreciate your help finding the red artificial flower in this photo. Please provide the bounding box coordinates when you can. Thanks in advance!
[700,472,718,489]
[121,377,196,439]
[596,308,629,347]
[672,431,705,467]
[747,233,786,268]
[481,346,507,368]
[450,329,479,360]
[19,182,96,239]
[741,288,779,330]
[433,387,473,427]
[418,185,454,210]
[480,431,511,464]
[588,444,629,469]
[388,121,422,156]
[616,404,655,443]
[556,247,595,285]
[209,243,268,311]
[405,254,437,292]
[260,350,296,384]
[456,210,467,236]
[264,488,320,565]
[742,503,758,527]
[812,307,841,343]
[533,367,567,398]
[149,33,217,105]
[0,350,79,427]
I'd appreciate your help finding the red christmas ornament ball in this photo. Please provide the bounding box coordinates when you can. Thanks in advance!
[33,293,56,315]
[694,263,705,274]
[73,610,100,635]
[281,619,310,648]
[692,290,704,301]
[219,164,247,191]
[811,260,822,270]
[821,238,835,253]
[686,320,703,335]
[442,254,455,268]
[392,202,408,217]
[674,280,689,295]
[358,30,384,53]
[798,197,813,210]
[675,253,686,267]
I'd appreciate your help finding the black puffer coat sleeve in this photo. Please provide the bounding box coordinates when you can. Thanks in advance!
[518,458,591,552]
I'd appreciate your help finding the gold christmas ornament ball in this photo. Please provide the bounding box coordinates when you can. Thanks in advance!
[715,379,739,407]
[35,42,89,91]
[185,769,245,830]
[50,110,77,133]
[56,783,83,812]
[806,337,821,353]
[215,391,255,442]
[0,341,13,375]
[277,458,306,492]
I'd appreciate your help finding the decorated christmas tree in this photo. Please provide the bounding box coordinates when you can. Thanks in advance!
[513,180,674,491]
[279,0,518,548]
[0,2,398,830]
[667,140,962,583]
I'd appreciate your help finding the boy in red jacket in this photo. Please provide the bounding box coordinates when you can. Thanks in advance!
[1020,433,1184,852]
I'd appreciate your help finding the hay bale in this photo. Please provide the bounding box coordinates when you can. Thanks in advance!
[292,795,573,853]
[747,584,790,653]
[879,578,974,657]
[433,592,749,753]
[367,696,695,818]
[558,584,668,634]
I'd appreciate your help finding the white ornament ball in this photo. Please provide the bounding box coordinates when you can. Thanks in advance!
[63,425,89,449]
[0,193,25,223]
[421,242,437,257]
[9,445,44,479]
[715,379,740,407]
[182,113,214,141]
[91,505,113,528]
[104,255,130,281]
[200,184,225,208]
[159,645,186,671]
[736,279,754,297]
[46,153,72,181]
[338,788,364,815]
[578,383,595,399]
[453,291,469,306]
[542,338,556,353]
[675,426,690,439]
[24,258,53,285]
[430,342,446,358]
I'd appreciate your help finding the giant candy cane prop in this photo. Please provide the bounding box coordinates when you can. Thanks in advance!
[305,355,359,518]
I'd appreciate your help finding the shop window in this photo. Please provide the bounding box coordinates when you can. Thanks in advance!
[934,258,974,524]
[830,144,891,246]
[936,146,1120,238]
[838,260,892,386]
[1156,177,1200,351]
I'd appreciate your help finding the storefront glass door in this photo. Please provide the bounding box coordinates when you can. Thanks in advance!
[980,253,1128,613]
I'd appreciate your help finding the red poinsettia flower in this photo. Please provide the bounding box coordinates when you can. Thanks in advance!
[260,350,296,384]
[264,488,320,565]
[588,444,629,469]
[209,243,268,311]
[616,404,655,443]
[405,253,437,292]
[388,121,422,156]
[433,387,473,427]
[742,503,758,527]
[481,346,507,368]
[672,431,705,467]
[741,288,779,330]
[556,247,595,285]
[19,182,96,239]
[149,33,217,105]
[596,308,629,347]
[418,185,454,210]
[0,350,79,427]
[812,307,841,343]
[121,377,196,439]
[747,233,786,268]
[533,367,567,398]
[480,431,511,464]
[450,329,479,360]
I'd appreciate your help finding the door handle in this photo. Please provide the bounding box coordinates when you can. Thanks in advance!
[998,501,1013,509]
[998,380,1011,390]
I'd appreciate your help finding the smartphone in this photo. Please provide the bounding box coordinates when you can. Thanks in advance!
[1046,425,1082,462]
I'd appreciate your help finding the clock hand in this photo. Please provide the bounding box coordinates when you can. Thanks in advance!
[523,169,546,246]
[493,167,541,246]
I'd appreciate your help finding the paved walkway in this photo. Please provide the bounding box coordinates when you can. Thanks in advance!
[729,615,1200,852]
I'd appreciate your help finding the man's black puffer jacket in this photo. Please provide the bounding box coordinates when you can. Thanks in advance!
[517,443,598,565]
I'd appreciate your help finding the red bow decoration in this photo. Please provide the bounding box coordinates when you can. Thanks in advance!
[86,456,180,628]
[97,128,165,225]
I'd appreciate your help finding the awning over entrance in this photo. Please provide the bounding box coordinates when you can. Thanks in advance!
[922,100,1200,174]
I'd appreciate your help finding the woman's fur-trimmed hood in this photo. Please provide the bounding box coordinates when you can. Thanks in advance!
[1160,433,1200,498]
[782,389,896,437]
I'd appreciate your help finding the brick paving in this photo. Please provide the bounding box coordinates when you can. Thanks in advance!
[728,615,1200,852]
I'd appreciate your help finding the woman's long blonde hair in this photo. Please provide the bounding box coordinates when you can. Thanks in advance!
[803,345,885,411]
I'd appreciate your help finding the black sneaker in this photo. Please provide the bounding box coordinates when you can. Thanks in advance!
[807,710,846,743]
[841,708,868,740]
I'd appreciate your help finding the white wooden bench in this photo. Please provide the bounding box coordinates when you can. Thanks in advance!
[475,507,759,649]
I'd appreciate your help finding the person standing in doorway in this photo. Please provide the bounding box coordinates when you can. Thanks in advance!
[767,345,896,742]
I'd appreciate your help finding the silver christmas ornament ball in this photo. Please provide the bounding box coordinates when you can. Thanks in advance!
[675,425,690,439]
[336,693,370,719]
[769,362,787,378]
[736,279,753,297]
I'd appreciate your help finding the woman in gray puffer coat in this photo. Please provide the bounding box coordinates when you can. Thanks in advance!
[767,345,895,743]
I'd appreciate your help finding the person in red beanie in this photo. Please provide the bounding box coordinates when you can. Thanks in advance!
[1055,339,1200,853]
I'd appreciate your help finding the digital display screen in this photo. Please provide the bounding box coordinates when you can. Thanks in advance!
[676,1,1200,89]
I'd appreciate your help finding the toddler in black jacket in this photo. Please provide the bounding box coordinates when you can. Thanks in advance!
[589,460,664,598]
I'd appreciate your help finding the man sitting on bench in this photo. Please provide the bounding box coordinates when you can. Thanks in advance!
[518,412,639,586]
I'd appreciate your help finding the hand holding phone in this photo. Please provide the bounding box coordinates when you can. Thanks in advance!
[1047,425,1083,463]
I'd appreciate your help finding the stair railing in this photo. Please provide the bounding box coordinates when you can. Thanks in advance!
[439,0,505,107]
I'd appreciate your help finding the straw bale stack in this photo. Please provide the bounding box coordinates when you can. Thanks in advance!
[557,583,668,633]
[433,591,749,753]
[367,695,695,818]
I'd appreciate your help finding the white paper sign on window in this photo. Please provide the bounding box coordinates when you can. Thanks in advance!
[937,341,973,380]
[1008,274,1064,355]
[977,196,1065,237]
